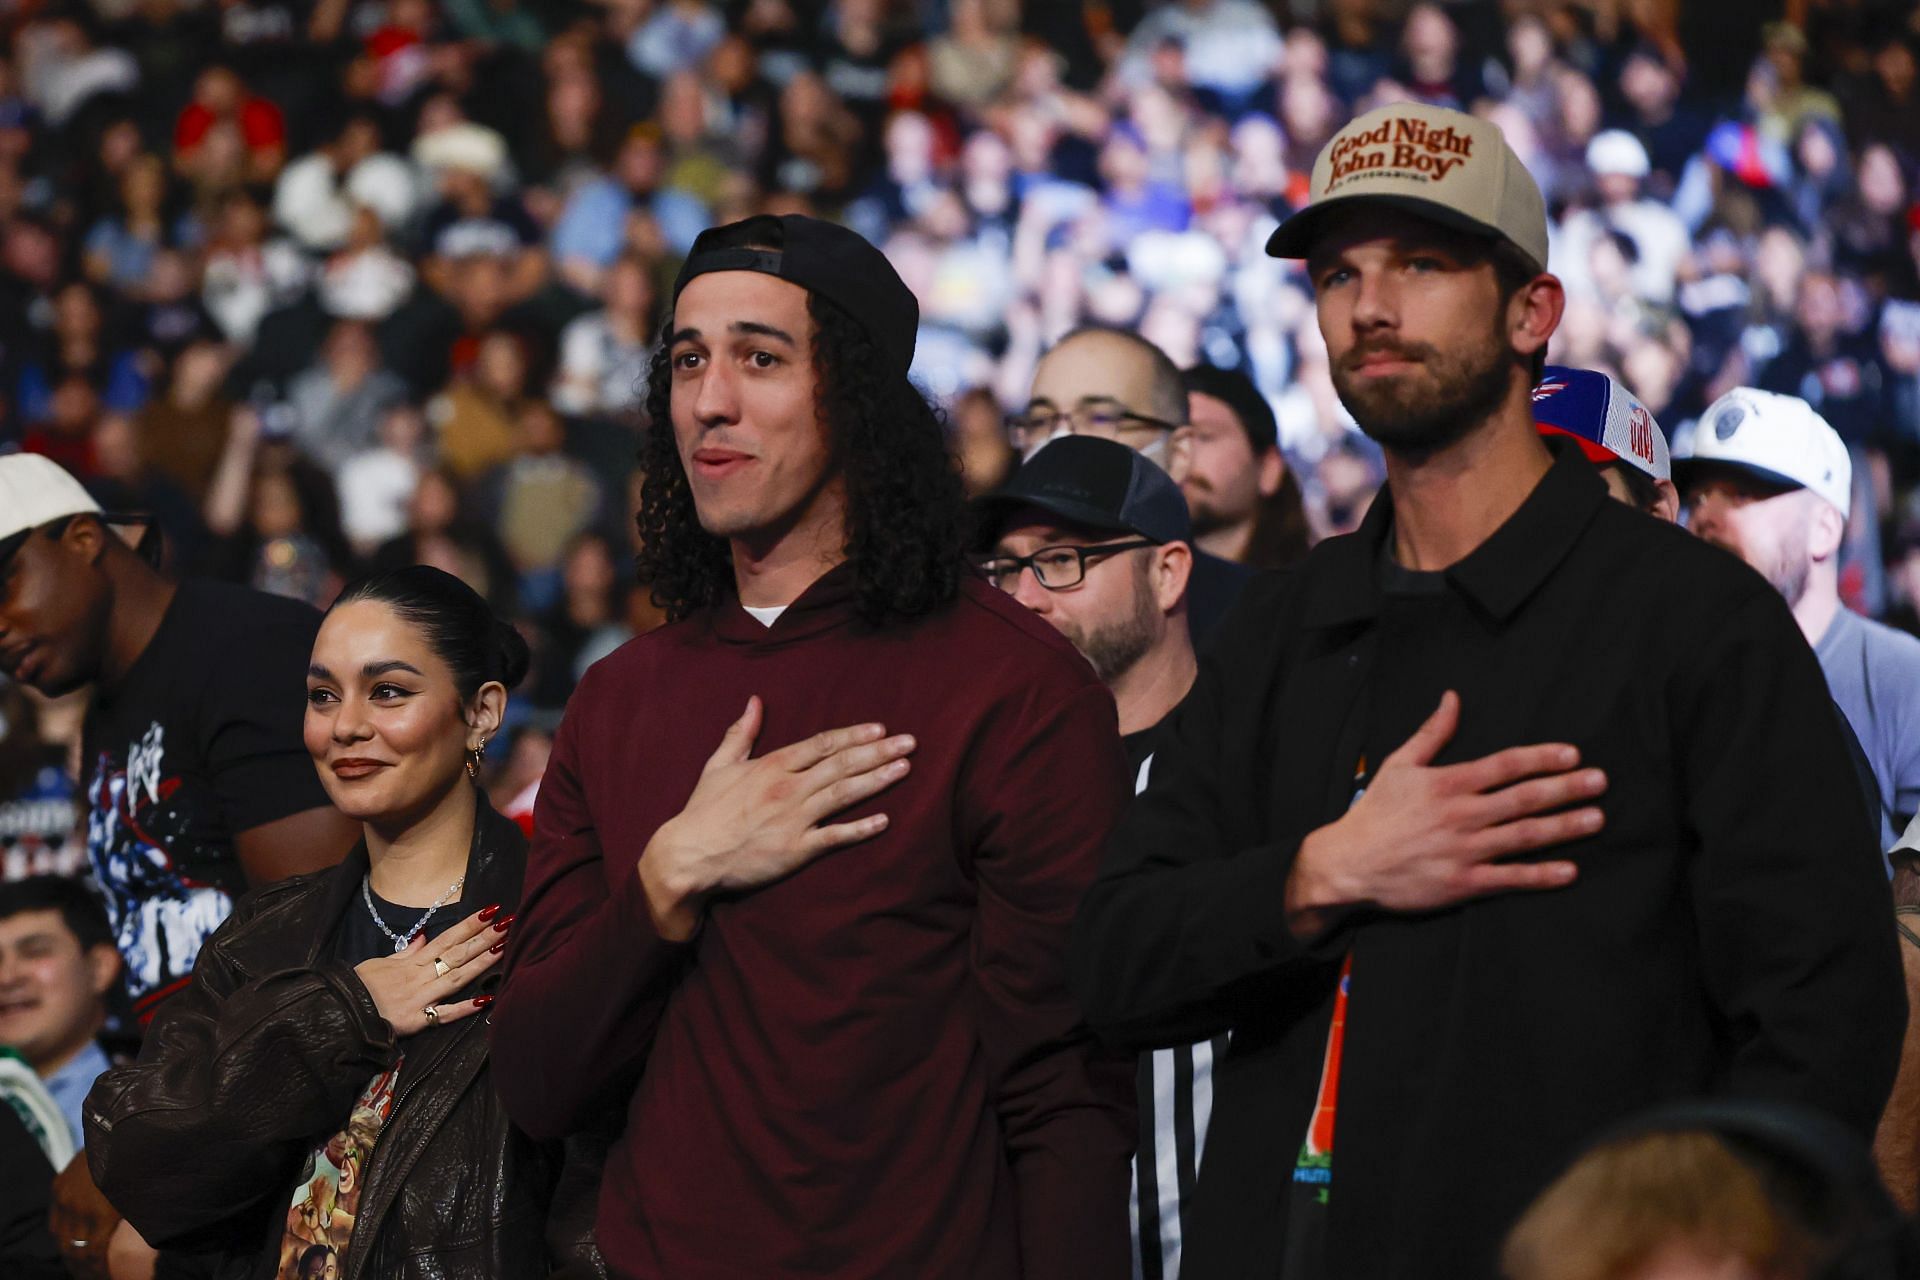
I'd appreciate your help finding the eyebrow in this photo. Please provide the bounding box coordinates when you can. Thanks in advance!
[306,661,426,680]
[1024,395,1123,410]
[668,321,800,348]
[990,529,1083,552]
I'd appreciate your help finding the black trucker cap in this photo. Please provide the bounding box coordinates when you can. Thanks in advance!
[976,435,1192,545]
[671,213,920,376]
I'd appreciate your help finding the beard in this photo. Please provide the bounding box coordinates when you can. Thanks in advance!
[1331,325,1516,459]
[1057,561,1161,684]
[1703,529,1811,608]
[1183,483,1237,537]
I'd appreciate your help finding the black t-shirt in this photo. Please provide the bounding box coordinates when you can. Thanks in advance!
[330,877,467,966]
[82,579,329,1020]
[1121,724,1161,786]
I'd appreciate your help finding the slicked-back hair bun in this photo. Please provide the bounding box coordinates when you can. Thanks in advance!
[332,565,529,699]
[486,616,531,691]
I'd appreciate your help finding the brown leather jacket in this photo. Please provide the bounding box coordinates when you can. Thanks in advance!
[84,796,606,1280]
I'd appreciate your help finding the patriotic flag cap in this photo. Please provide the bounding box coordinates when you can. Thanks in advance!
[1532,366,1670,482]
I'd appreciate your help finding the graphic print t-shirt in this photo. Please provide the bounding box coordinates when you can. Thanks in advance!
[276,1059,399,1280]
[83,580,328,1019]
[273,888,467,1278]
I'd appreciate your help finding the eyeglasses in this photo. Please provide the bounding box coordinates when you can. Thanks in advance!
[974,539,1160,592]
[1004,401,1179,450]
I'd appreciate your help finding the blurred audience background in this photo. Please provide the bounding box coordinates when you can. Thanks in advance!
[4,0,1920,877]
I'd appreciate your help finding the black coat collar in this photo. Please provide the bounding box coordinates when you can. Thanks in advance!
[1300,435,1609,630]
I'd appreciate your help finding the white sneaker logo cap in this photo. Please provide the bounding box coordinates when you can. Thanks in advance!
[1678,388,1852,519]
[1265,102,1549,272]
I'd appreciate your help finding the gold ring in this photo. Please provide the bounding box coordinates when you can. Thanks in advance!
[423,1004,439,1025]
[432,956,451,978]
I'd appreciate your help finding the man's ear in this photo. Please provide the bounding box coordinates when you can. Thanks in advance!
[1256,447,1286,499]
[1651,479,1680,524]
[87,942,121,1000]
[1807,495,1846,562]
[1508,274,1565,369]
[1154,541,1193,614]
[62,515,109,565]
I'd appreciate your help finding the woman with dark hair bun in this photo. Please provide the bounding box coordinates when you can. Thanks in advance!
[85,565,602,1279]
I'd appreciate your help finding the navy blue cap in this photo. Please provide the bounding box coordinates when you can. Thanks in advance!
[671,214,919,375]
[977,436,1191,545]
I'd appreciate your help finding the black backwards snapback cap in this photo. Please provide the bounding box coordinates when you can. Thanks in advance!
[976,435,1192,546]
[671,214,920,376]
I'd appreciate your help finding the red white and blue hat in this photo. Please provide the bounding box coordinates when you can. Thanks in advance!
[1532,366,1670,482]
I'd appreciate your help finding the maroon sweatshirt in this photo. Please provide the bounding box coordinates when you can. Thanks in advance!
[489,565,1135,1279]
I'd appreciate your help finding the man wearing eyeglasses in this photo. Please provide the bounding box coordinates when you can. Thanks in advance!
[1015,326,1254,646]
[1071,103,1901,1279]
[977,435,1198,774]
[976,433,1217,1280]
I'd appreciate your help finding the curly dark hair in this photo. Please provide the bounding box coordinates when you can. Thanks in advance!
[635,289,968,626]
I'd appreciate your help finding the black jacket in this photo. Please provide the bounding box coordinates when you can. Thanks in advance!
[1072,443,1905,1278]
[85,795,604,1280]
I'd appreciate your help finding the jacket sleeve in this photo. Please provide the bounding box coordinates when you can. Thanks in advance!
[84,891,395,1242]
[963,676,1137,1279]
[488,679,689,1142]
[1676,587,1906,1138]
[1071,577,1340,1050]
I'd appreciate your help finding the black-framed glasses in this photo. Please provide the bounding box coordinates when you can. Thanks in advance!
[1004,400,1179,449]
[974,539,1160,593]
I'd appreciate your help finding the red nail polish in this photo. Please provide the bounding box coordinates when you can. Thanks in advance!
[478,904,501,922]
[491,914,514,933]
[473,994,495,1008]
[490,940,507,953]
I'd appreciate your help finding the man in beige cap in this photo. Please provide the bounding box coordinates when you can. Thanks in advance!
[1074,103,1900,1279]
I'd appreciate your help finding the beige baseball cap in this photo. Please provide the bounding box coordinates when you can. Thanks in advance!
[1265,102,1549,271]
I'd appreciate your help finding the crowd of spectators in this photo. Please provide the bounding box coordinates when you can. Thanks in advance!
[3,0,1920,880]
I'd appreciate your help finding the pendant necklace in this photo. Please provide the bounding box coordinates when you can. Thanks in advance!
[363,873,465,952]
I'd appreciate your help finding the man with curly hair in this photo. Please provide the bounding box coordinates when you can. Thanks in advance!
[489,213,1135,1278]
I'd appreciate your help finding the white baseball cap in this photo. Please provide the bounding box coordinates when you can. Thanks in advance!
[0,453,101,546]
[1586,130,1651,180]
[1674,388,1852,518]
[1265,102,1549,272]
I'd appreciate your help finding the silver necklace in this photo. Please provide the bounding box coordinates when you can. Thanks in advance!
[362,873,465,953]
